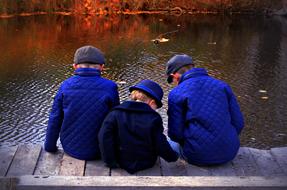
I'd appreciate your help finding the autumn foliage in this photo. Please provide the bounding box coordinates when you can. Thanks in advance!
[0,0,284,17]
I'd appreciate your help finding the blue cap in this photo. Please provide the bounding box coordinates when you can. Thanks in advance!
[166,54,193,83]
[129,80,163,108]
[74,45,105,65]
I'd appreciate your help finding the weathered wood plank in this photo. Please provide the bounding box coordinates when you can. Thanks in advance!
[34,149,64,175]
[186,164,211,176]
[85,160,110,176]
[6,144,41,177]
[210,162,237,176]
[232,147,261,176]
[1,144,286,179]
[249,148,284,176]
[136,158,161,176]
[111,158,161,176]
[14,176,287,190]
[0,146,17,177]
[110,168,135,176]
[160,158,188,176]
[270,147,287,175]
[59,153,85,176]
[0,177,17,190]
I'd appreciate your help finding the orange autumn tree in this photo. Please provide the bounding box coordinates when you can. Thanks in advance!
[83,0,93,14]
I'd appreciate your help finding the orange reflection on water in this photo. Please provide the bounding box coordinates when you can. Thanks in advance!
[0,15,152,66]
[83,15,92,29]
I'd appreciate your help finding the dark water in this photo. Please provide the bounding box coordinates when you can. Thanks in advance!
[0,14,287,148]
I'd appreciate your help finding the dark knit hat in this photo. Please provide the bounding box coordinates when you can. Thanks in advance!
[166,54,193,83]
[129,80,163,108]
[74,45,105,65]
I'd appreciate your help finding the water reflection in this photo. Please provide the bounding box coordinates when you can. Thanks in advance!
[0,14,286,148]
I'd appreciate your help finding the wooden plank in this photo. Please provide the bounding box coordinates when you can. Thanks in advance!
[232,147,261,176]
[270,147,287,175]
[15,176,287,190]
[110,168,135,176]
[6,144,41,177]
[34,149,64,175]
[0,177,17,190]
[0,146,17,176]
[59,153,85,176]
[160,158,188,176]
[249,148,284,176]
[210,162,237,176]
[136,158,161,176]
[85,160,110,176]
[186,164,211,176]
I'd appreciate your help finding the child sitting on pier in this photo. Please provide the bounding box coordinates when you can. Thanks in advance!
[44,45,119,160]
[166,54,244,166]
[98,80,178,174]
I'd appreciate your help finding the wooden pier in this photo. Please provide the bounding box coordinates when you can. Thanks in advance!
[0,144,287,189]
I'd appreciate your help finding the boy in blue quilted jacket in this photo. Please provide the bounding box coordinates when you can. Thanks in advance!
[166,54,244,166]
[98,80,178,174]
[44,45,120,160]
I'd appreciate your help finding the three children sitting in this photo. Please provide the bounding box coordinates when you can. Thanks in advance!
[45,45,244,174]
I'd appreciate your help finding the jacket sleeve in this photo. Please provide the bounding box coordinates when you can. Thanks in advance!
[225,85,244,135]
[153,117,178,162]
[110,83,120,108]
[44,86,64,152]
[167,91,185,145]
[98,111,118,168]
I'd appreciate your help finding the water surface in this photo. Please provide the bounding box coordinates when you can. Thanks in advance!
[0,14,287,148]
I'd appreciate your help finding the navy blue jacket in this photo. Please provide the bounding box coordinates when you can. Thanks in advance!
[168,68,244,165]
[98,101,178,174]
[44,68,120,160]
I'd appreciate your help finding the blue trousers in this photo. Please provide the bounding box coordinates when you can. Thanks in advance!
[167,139,187,161]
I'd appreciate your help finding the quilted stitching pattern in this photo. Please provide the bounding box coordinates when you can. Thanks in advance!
[168,68,244,165]
[45,68,119,160]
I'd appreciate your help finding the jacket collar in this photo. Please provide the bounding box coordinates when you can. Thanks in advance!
[74,68,101,76]
[114,101,155,113]
[179,68,208,84]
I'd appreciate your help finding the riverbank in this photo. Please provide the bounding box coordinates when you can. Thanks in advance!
[0,0,287,18]
[0,144,286,189]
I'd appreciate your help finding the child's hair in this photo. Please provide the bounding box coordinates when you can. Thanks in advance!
[177,64,194,75]
[130,90,154,103]
[76,63,102,69]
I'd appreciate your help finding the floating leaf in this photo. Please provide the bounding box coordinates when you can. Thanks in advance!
[151,37,169,43]
[261,96,269,100]
[276,133,286,137]
[117,81,127,84]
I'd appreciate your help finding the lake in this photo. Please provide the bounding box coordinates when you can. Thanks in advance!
[0,14,286,148]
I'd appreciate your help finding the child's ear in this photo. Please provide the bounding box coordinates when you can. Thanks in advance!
[172,73,181,85]
[100,64,104,71]
[73,64,77,69]
[149,100,158,110]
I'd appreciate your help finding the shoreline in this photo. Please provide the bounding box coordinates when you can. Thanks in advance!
[0,9,282,19]
[1,0,286,19]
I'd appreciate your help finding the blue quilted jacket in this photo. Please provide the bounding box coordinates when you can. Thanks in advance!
[44,68,120,160]
[168,68,244,165]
